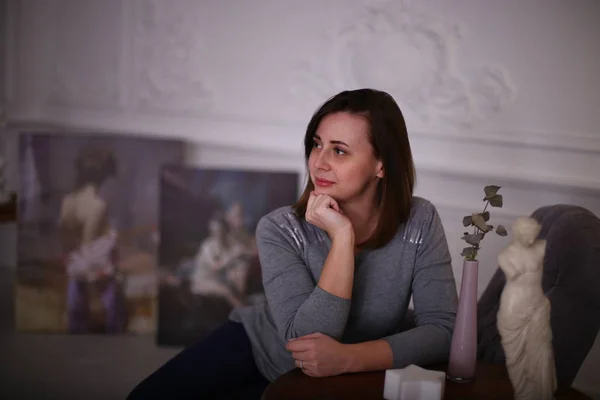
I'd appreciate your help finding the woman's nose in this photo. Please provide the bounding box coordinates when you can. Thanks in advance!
[314,151,330,170]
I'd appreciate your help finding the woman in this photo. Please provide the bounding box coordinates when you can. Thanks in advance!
[58,145,125,333]
[222,201,258,297]
[127,89,458,400]
[189,215,246,308]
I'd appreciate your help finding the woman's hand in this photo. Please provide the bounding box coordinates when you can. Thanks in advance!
[305,192,352,241]
[286,332,351,378]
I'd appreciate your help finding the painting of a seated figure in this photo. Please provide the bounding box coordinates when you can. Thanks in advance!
[157,165,299,346]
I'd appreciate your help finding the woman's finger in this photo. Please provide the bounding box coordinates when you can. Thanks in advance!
[295,359,310,370]
[312,194,325,210]
[306,191,317,212]
[292,351,309,361]
[317,193,334,210]
[286,338,313,352]
[327,197,340,213]
[306,193,318,221]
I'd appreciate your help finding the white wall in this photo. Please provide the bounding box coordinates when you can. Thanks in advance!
[2,0,600,398]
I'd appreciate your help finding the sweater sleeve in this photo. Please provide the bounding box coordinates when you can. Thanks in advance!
[382,203,458,368]
[256,214,351,342]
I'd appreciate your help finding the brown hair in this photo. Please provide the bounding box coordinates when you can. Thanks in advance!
[74,145,117,188]
[292,88,416,249]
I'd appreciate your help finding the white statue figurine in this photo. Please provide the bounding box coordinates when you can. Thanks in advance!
[497,217,557,400]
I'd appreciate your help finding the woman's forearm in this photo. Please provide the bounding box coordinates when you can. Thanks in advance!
[344,339,394,373]
[317,230,355,299]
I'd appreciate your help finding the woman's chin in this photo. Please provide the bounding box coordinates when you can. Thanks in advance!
[313,187,331,196]
[314,188,343,201]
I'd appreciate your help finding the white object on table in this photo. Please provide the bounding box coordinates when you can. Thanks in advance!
[497,217,556,400]
[383,364,446,400]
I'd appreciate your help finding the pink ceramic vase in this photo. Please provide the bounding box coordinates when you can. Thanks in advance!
[446,259,479,383]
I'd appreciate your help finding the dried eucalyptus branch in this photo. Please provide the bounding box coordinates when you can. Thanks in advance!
[461,185,508,261]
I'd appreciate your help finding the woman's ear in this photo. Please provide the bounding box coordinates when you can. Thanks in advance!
[376,160,384,179]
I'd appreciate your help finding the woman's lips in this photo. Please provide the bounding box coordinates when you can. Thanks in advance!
[315,178,334,187]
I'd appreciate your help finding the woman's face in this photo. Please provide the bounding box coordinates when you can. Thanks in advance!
[308,112,383,205]
[209,219,225,236]
[226,203,244,230]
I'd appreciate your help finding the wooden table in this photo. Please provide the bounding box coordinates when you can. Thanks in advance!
[261,362,591,400]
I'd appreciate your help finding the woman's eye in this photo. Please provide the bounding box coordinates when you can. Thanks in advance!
[313,141,322,148]
[334,148,346,155]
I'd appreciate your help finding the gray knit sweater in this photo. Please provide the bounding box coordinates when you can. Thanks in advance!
[229,196,458,382]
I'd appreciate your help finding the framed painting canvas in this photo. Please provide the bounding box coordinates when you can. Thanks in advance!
[16,132,184,335]
[157,165,299,346]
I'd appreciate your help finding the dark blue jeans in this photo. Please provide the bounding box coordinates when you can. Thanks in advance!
[127,321,270,400]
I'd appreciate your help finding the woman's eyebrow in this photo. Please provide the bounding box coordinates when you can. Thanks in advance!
[314,134,349,147]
